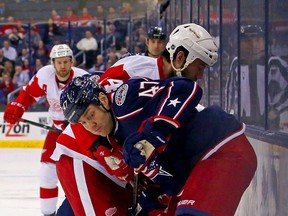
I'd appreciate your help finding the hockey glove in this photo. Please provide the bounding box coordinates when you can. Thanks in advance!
[93,145,134,182]
[134,146,174,185]
[4,102,25,124]
[123,120,167,168]
[136,186,169,216]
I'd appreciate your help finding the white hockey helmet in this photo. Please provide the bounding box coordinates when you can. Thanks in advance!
[50,44,73,60]
[166,23,218,76]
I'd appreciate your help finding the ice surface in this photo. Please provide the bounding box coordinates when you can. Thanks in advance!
[0,149,65,216]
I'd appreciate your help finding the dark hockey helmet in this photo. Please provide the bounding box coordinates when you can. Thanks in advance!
[60,74,106,124]
[147,26,166,40]
[240,24,264,38]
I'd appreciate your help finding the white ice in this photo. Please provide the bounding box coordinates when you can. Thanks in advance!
[0,148,65,216]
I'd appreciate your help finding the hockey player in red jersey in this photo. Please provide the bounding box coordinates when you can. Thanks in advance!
[3,44,88,216]
[60,73,257,216]
[53,23,218,215]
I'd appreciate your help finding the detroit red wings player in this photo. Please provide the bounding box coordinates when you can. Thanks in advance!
[4,44,88,216]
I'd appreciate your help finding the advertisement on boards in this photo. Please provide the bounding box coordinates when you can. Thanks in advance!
[0,112,52,148]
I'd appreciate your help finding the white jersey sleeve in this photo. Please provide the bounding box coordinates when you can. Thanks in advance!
[99,55,164,93]
[24,65,88,122]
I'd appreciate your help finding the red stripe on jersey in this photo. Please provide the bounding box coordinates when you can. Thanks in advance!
[157,57,165,79]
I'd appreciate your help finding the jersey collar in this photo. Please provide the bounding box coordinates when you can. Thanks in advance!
[55,69,74,90]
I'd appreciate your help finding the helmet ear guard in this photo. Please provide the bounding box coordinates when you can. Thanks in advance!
[60,74,106,123]
[166,23,218,76]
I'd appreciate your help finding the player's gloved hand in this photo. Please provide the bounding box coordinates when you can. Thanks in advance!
[93,145,134,182]
[4,102,25,124]
[134,150,174,185]
[136,186,169,216]
[123,120,167,168]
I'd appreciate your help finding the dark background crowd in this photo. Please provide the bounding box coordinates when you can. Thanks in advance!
[0,0,165,107]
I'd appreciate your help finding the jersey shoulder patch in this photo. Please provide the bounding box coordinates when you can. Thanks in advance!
[115,84,128,106]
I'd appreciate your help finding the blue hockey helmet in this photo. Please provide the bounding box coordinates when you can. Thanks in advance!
[60,74,106,124]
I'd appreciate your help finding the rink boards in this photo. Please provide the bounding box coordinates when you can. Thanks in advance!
[235,136,288,216]
[0,112,50,148]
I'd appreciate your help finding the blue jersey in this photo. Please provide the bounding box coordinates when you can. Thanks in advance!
[111,77,243,194]
[111,76,202,144]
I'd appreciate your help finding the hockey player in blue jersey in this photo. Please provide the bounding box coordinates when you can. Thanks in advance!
[60,74,257,216]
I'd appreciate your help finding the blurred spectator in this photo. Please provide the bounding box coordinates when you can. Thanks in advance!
[106,59,113,69]
[0,49,10,66]
[121,1,133,18]
[30,26,42,48]
[50,9,61,26]
[0,16,15,36]
[2,40,17,62]
[3,60,14,76]
[107,6,117,20]
[76,30,98,51]
[0,65,4,77]
[107,51,118,66]
[22,58,34,76]
[15,47,29,66]
[138,34,147,52]
[0,2,11,22]
[15,20,26,36]
[33,58,43,74]
[95,54,105,71]
[35,40,49,54]
[0,70,16,104]
[60,7,79,27]
[34,46,49,66]
[104,22,123,50]
[94,5,105,20]
[87,53,105,73]
[78,7,93,27]
[43,18,63,46]
[94,20,103,35]
[123,35,131,51]
[119,46,128,57]
[76,30,98,69]
[8,25,25,46]
[92,5,105,34]
[108,44,121,59]
[12,64,29,88]
[134,42,143,54]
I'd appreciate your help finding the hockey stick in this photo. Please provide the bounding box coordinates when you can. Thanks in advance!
[20,118,62,133]
[127,173,139,216]
[127,140,155,215]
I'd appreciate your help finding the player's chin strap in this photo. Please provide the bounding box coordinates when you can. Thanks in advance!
[100,102,110,112]
[100,102,118,134]
[170,56,190,77]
